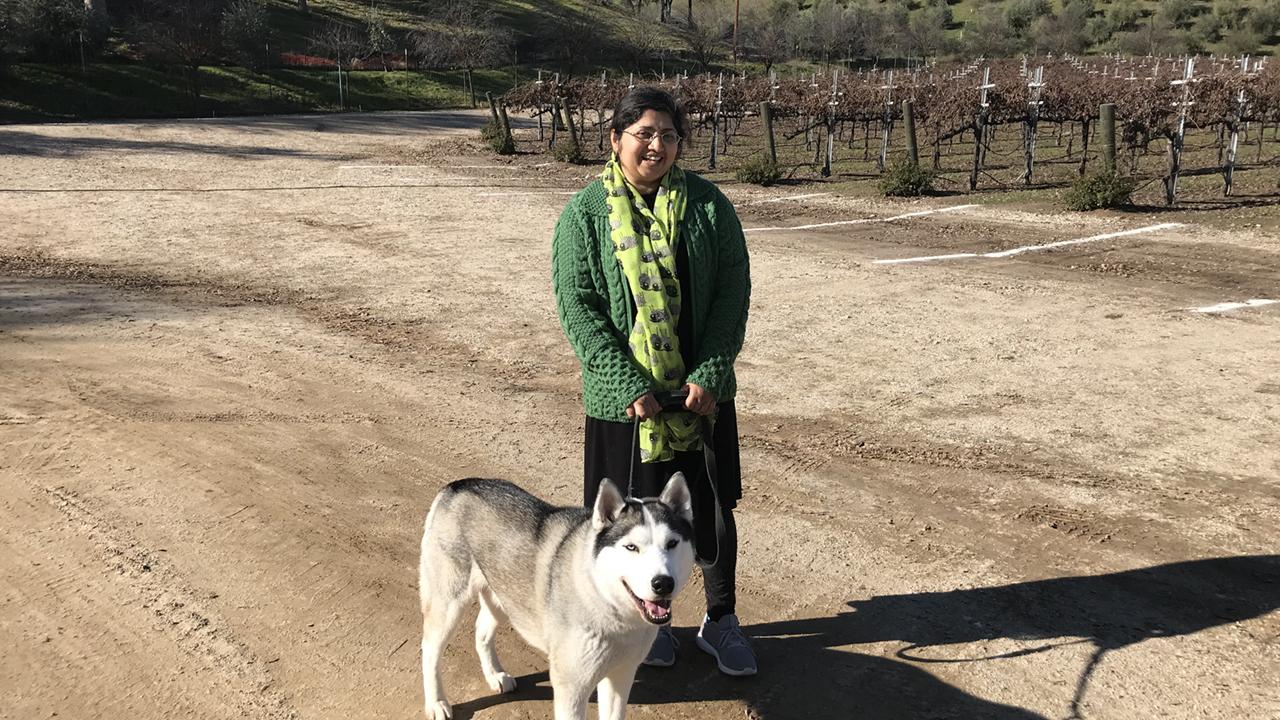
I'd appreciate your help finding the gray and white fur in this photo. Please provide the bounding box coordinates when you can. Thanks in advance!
[419,474,695,720]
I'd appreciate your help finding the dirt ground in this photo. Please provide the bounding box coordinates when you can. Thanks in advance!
[1,110,1277,720]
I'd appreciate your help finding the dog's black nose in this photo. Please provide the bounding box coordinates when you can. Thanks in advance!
[651,575,674,595]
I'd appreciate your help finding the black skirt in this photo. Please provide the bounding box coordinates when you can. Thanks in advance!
[583,401,743,510]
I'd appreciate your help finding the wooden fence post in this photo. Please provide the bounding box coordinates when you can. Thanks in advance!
[498,101,514,146]
[903,100,918,167]
[760,101,776,165]
[486,92,500,126]
[1099,103,1116,173]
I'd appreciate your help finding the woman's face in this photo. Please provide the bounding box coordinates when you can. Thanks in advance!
[610,109,680,191]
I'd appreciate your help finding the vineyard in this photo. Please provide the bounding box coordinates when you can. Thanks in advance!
[501,55,1280,205]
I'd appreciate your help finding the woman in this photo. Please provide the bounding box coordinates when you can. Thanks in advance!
[551,87,755,676]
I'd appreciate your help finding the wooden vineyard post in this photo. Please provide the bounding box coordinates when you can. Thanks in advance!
[1165,58,1196,206]
[598,71,608,151]
[971,67,994,191]
[1099,103,1116,173]
[1224,87,1246,196]
[903,100,918,167]
[549,97,559,148]
[825,69,842,177]
[536,70,545,141]
[760,101,777,165]
[562,96,578,148]
[709,73,723,170]
[1021,65,1044,185]
[878,69,896,173]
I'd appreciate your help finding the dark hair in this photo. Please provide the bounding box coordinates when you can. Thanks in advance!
[609,86,688,149]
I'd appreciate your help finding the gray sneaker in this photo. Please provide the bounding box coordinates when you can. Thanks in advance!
[642,625,677,667]
[696,614,757,676]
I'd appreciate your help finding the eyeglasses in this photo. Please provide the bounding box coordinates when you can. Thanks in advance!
[623,128,682,146]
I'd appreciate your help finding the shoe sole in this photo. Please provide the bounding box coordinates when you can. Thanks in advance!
[695,635,757,676]
[640,656,675,668]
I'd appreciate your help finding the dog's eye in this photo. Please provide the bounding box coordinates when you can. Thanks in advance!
[624,543,639,553]
[666,539,679,549]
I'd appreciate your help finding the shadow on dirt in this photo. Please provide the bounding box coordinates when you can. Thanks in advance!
[738,555,1278,719]
[455,555,1278,719]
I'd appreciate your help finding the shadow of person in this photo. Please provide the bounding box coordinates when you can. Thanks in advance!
[736,555,1280,719]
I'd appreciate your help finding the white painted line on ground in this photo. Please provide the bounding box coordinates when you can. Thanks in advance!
[744,204,978,233]
[338,164,519,171]
[876,252,981,265]
[874,222,1183,265]
[475,190,577,197]
[747,192,832,205]
[982,222,1184,258]
[1188,299,1278,313]
[339,164,436,170]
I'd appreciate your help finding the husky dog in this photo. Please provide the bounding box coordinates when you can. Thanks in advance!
[419,474,695,720]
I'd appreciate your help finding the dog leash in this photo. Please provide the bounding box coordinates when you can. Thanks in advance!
[629,391,725,570]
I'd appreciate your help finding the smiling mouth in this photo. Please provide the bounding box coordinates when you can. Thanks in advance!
[622,581,672,624]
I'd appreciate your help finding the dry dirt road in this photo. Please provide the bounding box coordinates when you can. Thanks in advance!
[1,110,1277,720]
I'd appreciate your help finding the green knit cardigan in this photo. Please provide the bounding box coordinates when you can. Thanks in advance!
[552,171,751,422]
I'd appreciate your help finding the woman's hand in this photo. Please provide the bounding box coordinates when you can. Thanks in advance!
[683,382,717,415]
[626,393,661,421]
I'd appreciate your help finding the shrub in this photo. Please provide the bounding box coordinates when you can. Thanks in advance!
[480,121,514,155]
[1065,170,1136,210]
[879,159,935,197]
[551,138,584,164]
[735,155,782,186]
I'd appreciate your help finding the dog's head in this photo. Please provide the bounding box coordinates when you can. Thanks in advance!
[590,474,695,625]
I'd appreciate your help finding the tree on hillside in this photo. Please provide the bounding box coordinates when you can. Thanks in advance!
[963,12,1014,58]
[1031,0,1091,55]
[906,0,952,59]
[554,16,604,77]
[366,10,393,71]
[11,0,99,62]
[682,13,726,71]
[1004,0,1051,41]
[413,0,511,106]
[806,0,852,66]
[222,0,271,71]
[310,21,362,67]
[740,0,796,74]
[136,0,227,113]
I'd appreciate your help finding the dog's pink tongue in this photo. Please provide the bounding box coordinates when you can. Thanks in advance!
[644,600,670,619]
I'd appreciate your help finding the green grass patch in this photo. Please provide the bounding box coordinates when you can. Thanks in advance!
[0,62,517,121]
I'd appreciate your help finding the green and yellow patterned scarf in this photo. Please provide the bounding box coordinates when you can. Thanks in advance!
[602,155,701,463]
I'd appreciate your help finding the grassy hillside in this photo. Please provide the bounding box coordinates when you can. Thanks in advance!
[0,0,689,122]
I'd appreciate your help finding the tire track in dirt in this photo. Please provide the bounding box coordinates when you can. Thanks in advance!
[37,484,298,720]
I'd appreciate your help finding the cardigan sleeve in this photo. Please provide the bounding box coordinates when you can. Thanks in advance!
[684,191,751,400]
[551,203,654,413]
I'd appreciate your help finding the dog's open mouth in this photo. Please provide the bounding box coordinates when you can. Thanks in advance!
[622,581,672,625]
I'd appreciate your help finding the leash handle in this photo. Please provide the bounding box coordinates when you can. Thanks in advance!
[628,405,724,569]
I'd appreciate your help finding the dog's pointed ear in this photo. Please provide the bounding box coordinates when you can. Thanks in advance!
[659,472,693,524]
[592,478,625,531]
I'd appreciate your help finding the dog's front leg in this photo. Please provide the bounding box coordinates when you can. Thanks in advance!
[595,660,640,720]
[549,641,598,720]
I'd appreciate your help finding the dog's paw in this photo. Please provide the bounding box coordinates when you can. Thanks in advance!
[424,699,453,720]
[486,671,517,694]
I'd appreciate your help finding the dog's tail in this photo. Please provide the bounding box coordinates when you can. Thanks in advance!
[418,490,448,609]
